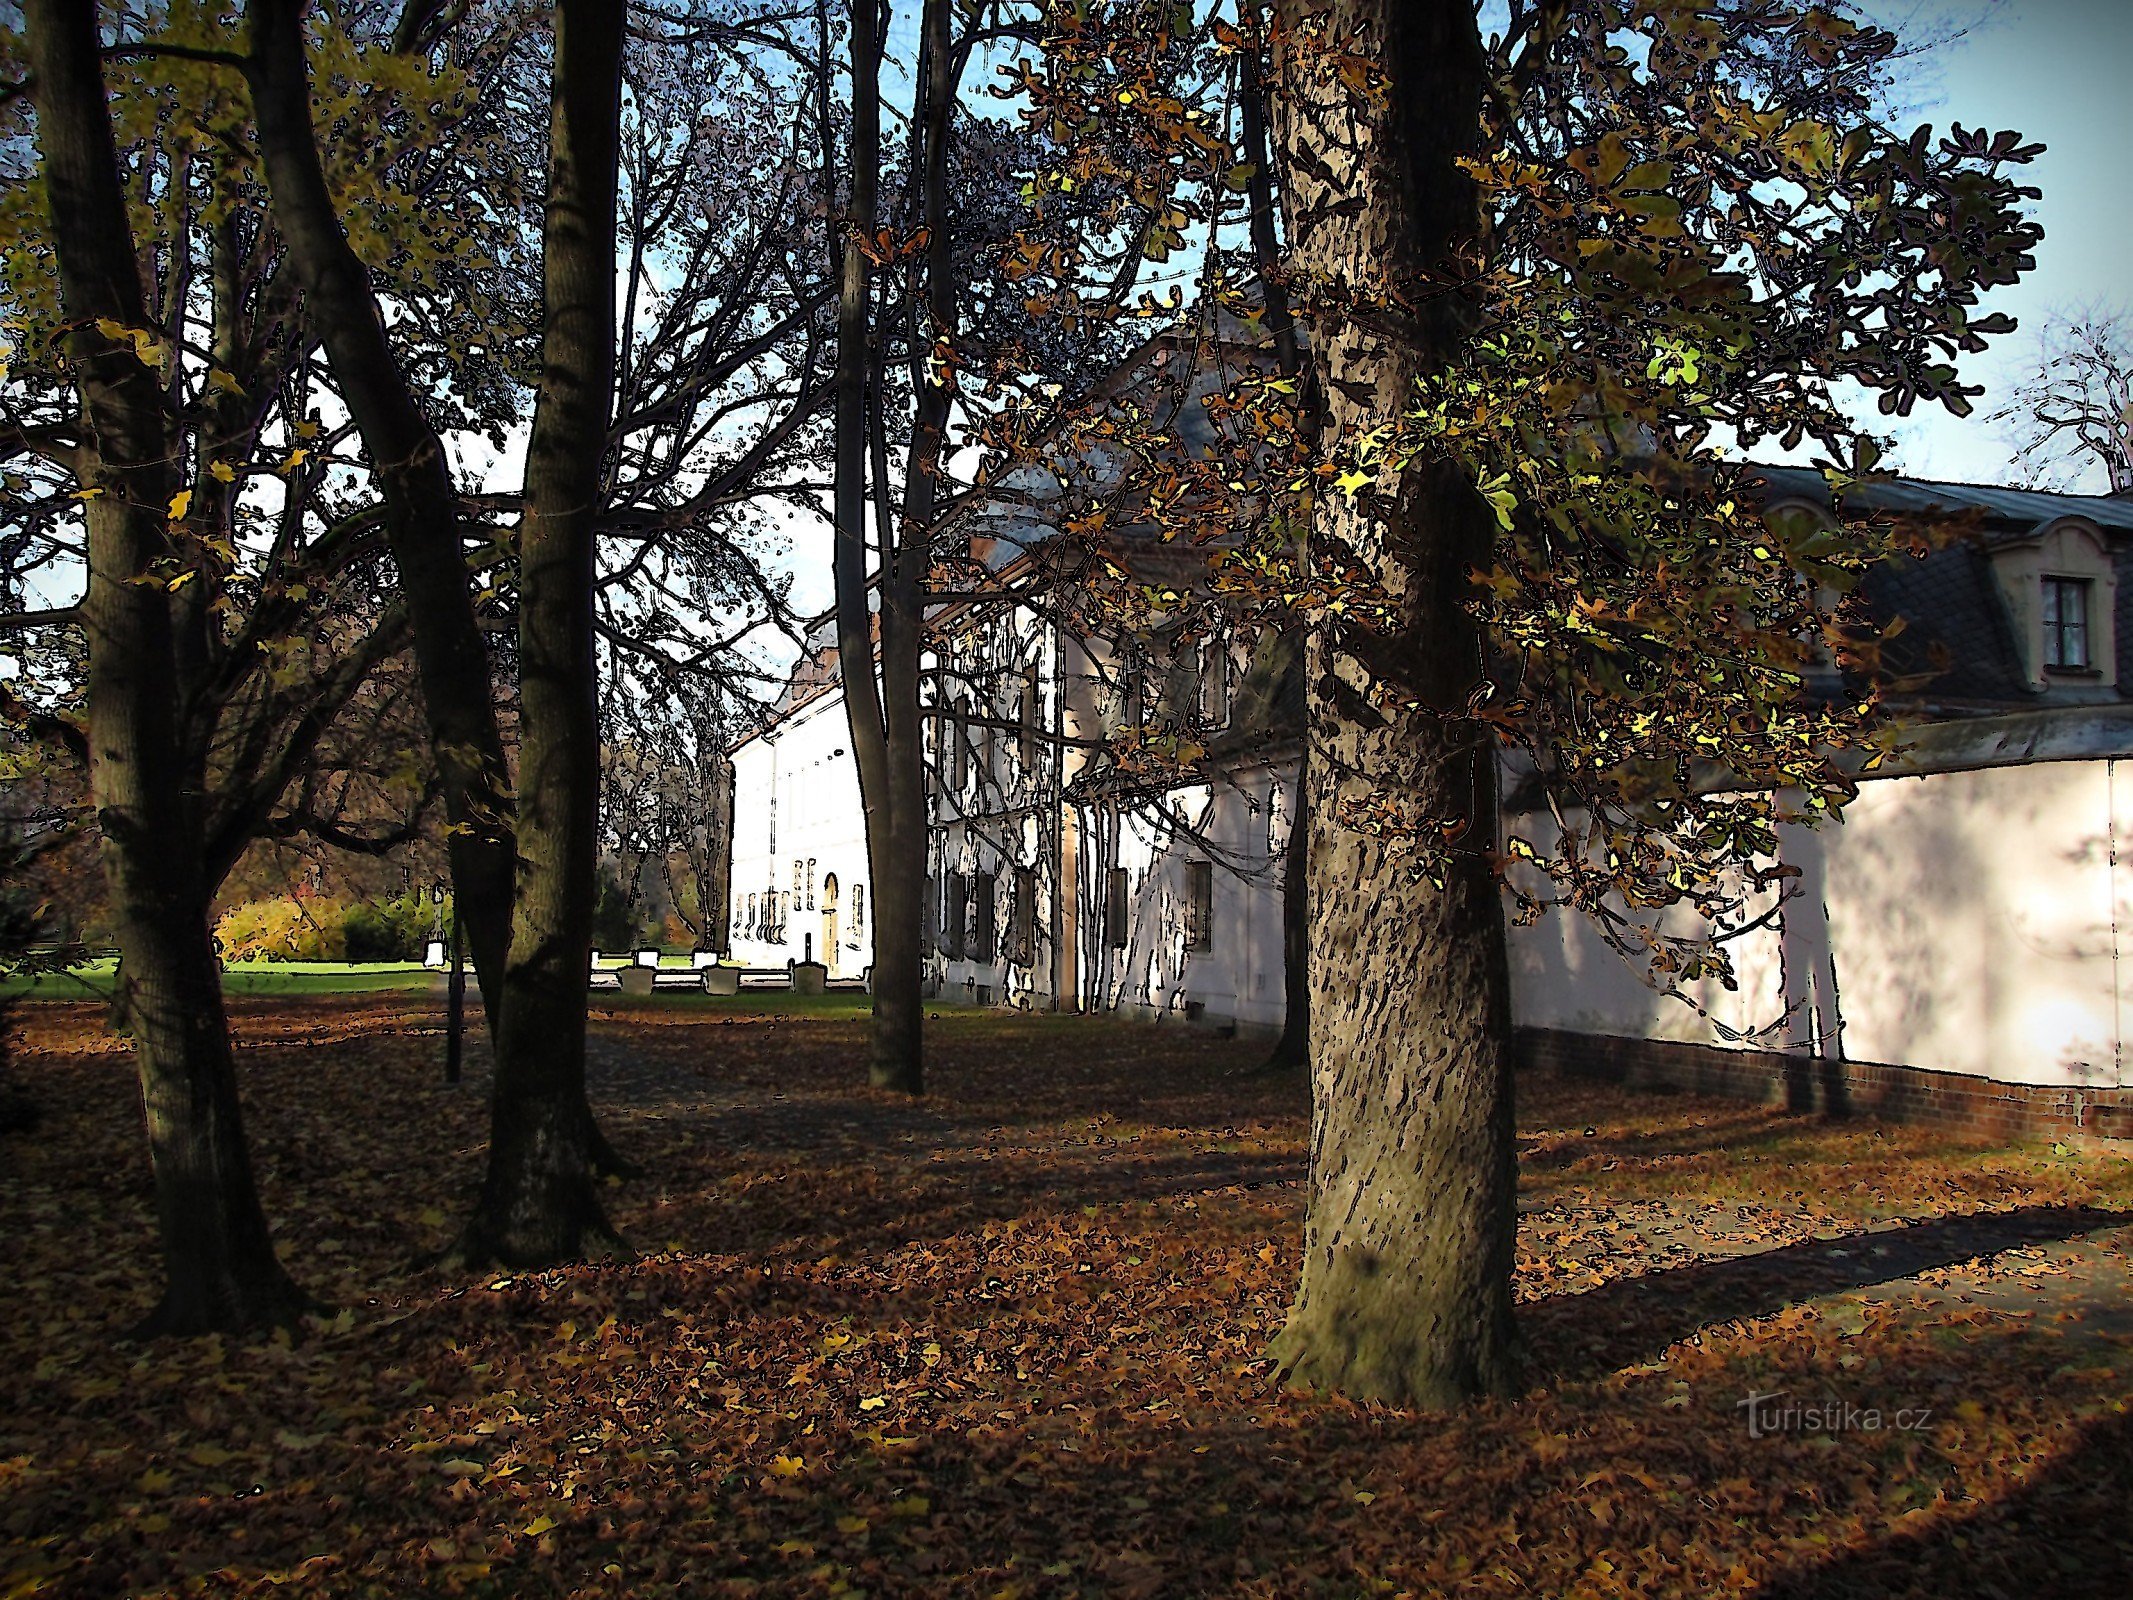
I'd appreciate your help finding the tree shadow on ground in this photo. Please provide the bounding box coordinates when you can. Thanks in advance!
[1752,1400,2133,1598]
[1527,1204,2133,1383]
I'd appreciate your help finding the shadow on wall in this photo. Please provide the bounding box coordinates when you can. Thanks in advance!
[1777,813,1847,1114]
[1832,768,2116,1086]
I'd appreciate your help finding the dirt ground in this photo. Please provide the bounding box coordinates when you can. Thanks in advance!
[3,997,2130,1598]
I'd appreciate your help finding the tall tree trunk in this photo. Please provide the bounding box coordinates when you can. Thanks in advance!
[1240,1,1310,1076]
[1264,0,1520,1407]
[1260,770,1310,1072]
[830,0,932,1093]
[245,0,516,1019]
[247,0,635,1188]
[451,0,628,1267]
[24,0,306,1335]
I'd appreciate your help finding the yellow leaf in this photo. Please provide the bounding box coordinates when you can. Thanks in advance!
[167,490,191,521]
[859,1395,888,1412]
[209,461,236,483]
[523,1515,556,1537]
[208,369,242,394]
[889,1494,931,1519]
[768,1453,806,1478]
[835,1515,869,1535]
[138,1467,174,1493]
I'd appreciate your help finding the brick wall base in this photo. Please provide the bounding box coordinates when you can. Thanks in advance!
[1516,1027,2133,1142]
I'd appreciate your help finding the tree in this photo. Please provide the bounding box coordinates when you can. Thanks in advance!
[246,0,523,1024]
[16,0,306,1333]
[830,0,914,1091]
[1251,0,2040,1405]
[1256,0,1520,1408]
[453,0,630,1269]
[1994,308,2133,494]
[1005,0,2040,1404]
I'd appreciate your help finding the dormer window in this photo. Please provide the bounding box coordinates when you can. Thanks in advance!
[2041,576,2092,670]
[1985,518,2116,692]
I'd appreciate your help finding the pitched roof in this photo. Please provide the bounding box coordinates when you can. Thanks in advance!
[1749,466,2133,534]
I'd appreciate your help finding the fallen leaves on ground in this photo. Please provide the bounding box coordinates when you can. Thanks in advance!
[3,998,2131,1598]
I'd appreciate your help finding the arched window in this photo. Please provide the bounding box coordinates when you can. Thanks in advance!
[807,857,817,909]
[823,872,839,909]
[747,892,758,937]
[852,883,865,936]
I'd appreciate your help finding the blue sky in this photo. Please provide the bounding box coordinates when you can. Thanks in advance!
[1870,0,2130,487]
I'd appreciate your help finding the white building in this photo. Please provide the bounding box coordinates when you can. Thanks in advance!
[724,357,2133,1135]
[726,615,873,977]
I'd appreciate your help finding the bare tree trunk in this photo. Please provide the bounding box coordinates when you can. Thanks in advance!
[248,0,636,1192]
[1260,769,1310,1072]
[1264,0,1520,1407]
[451,0,628,1267]
[246,0,516,1019]
[24,0,306,1335]
[1241,2,1310,1076]
[830,0,935,1093]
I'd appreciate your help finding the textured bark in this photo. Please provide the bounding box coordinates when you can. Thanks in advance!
[1264,0,1521,1407]
[25,0,305,1334]
[245,0,516,1018]
[449,0,627,1268]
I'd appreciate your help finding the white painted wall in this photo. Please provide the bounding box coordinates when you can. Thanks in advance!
[728,668,2132,1093]
[1078,762,1293,1031]
[727,691,873,976]
[1507,758,2130,1090]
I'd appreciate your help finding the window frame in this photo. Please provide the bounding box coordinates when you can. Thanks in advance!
[1185,860,1214,953]
[972,871,997,963]
[946,871,969,959]
[2042,574,2093,671]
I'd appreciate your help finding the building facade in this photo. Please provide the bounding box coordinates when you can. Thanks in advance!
[726,615,873,977]
[726,440,2133,1133]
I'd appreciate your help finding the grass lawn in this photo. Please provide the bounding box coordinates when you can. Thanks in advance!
[1,960,438,1002]
[3,1000,2130,1598]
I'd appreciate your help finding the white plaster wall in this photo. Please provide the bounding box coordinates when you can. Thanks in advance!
[1817,761,2120,1087]
[1505,855,1788,1050]
[727,691,874,976]
[1083,761,1294,1030]
[1508,760,2130,1090]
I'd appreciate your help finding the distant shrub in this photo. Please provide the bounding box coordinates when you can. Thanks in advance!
[216,892,440,963]
[343,892,435,962]
[215,897,348,963]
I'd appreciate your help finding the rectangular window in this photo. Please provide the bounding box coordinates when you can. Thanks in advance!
[852,883,864,936]
[2043,576,2092,669]
[946,871,968,959]
[1011,866,1036,964]
[1200,643,1231,728]
[972,872,996,962]
[1186,861,1214,952]
[1019,670,1041,768]
[1107,866,1130,949]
